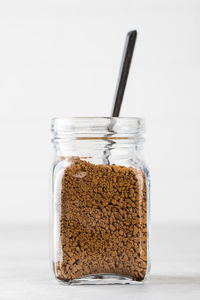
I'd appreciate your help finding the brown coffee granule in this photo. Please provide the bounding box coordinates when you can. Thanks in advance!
[54,157,147,282]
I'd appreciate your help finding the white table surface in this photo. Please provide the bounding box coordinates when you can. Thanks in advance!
[0,223,200,300]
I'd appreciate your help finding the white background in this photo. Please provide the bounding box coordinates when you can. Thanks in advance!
[0,0,199,225]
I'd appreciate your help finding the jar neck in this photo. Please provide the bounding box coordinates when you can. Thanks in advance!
[53,136,143,165]
[51,117,145,164]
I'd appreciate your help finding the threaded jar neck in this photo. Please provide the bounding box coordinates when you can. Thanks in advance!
[51,117,145,159]
[52,117,145,141]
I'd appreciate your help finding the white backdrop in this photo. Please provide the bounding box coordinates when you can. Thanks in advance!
[0,0,199,224]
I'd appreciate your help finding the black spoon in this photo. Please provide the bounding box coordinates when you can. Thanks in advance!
[103,31,137,165]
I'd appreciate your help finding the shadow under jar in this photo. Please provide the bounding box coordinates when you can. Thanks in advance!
[51,117,150,285]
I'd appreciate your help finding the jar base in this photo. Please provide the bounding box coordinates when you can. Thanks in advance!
[56,274,145,285]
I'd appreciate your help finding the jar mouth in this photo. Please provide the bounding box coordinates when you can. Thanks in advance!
[51,117,145,136]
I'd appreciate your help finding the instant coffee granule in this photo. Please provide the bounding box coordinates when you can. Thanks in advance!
[55,157,147,282]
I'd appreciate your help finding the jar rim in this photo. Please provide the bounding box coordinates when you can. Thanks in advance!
[52,117,145,136]
[52,117,144,121]
[52,116,143,119]
[51,117,145,138]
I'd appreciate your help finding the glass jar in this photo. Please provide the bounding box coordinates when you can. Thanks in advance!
[51,117,150,285]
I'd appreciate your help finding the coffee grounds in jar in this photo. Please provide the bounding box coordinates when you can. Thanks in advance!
[55,157,147,282]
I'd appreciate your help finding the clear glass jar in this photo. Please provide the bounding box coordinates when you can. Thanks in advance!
[51,117,150,285]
